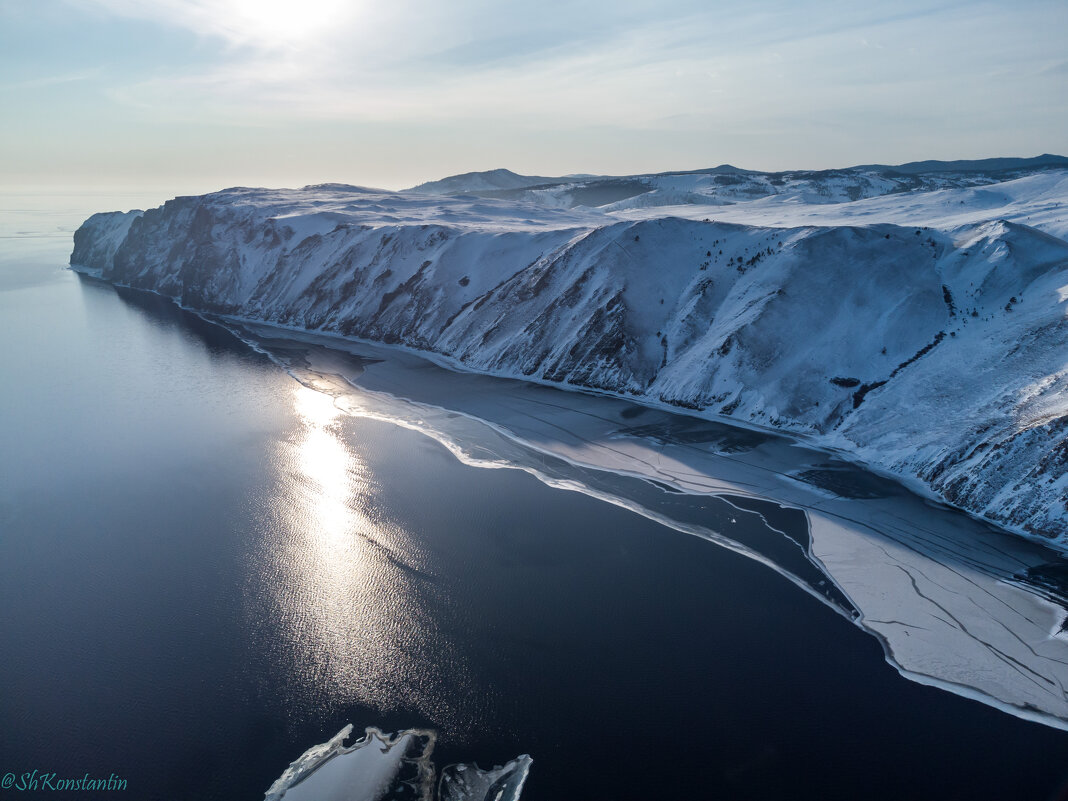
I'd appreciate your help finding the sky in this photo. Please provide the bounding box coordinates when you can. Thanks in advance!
[1,0,1066,192]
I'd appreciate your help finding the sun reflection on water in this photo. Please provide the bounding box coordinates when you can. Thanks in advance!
[293,386,362,546]
[251,384,456,719]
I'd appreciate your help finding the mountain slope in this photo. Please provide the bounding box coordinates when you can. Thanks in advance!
[70,172,1068,545]
[855,154,1068,174]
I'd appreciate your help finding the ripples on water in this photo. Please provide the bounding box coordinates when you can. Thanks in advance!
[251,385,473,726]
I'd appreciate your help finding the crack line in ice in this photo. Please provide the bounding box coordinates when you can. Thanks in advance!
[892,564,1056,690]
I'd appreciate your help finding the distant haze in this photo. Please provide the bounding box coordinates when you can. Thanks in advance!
[2,0,1066,193]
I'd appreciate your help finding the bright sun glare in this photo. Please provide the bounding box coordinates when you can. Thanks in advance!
[225,0,351,46]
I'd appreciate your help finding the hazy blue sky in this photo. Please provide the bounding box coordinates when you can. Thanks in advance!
[2,0,1066,191]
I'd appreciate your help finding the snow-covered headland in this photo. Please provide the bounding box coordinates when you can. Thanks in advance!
[71,159,1068,545]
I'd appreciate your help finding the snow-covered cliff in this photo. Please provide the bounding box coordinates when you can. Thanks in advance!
[70,168,1068,544]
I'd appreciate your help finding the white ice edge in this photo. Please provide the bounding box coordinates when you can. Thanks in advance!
[326,375,1068,733]
[71,278,1068,731]
[211,315,1068,732]
[214,307,1064,555]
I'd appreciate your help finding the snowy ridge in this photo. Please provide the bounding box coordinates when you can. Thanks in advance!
[615,171,1068,241]
[408,167,564,195]
[402,156,1068,212]
[70,168,1068,544]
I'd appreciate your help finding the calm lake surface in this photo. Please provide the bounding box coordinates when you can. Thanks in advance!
[3,192,1068,800]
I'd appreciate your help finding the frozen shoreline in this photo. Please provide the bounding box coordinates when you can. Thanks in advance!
[206,314,1068,731]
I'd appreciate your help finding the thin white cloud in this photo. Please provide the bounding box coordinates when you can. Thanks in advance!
[68,0,360,50]
[105,17,743,128]
[27,0,1065,183]
[0,68,102,92]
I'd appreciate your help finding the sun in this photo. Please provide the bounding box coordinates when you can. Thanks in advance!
[225,0,354,48]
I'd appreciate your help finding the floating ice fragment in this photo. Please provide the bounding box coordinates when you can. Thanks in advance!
[439,755,532,801]
[265,726,531,801]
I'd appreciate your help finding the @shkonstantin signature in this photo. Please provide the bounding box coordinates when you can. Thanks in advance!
[2,772,127,792]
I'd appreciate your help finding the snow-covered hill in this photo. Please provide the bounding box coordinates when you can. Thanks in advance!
[407,168,565,195]
[70,165,1068,545]
[402,155,1068,211]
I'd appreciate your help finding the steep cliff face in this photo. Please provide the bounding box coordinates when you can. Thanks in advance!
[70,209,142,277]
[71,181,1068,544]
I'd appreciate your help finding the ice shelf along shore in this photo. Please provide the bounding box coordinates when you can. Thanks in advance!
[206,324,1068,731]
[69,163,1068,545]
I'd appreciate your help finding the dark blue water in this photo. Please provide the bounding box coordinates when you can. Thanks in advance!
[3,198,1068,800]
